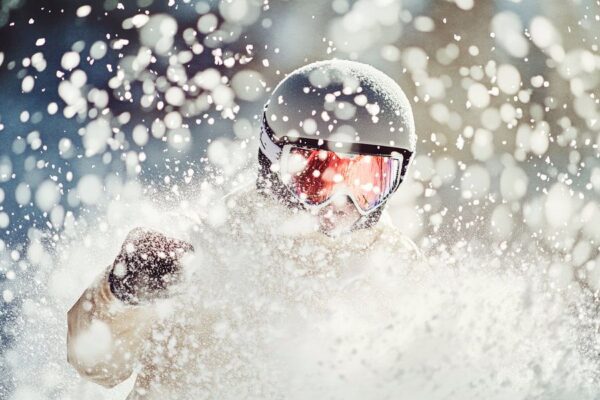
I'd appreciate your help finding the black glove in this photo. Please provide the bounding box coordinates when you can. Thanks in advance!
[108,227,194,304]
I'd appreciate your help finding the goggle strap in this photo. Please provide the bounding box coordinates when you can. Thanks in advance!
[259,121,282,164]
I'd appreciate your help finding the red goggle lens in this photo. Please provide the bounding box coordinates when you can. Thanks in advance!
[284,147,401,213]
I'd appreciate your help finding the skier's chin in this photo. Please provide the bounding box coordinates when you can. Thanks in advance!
[315,199,361,237]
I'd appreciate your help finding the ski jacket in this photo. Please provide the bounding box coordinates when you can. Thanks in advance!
[67,188,425,399]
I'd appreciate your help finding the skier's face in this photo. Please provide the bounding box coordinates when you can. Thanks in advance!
[314,195,362,236]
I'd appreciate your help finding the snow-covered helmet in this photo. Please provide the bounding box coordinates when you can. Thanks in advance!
[258,59,416,230]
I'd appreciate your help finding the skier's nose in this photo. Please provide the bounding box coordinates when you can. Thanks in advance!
[330,193,353,210]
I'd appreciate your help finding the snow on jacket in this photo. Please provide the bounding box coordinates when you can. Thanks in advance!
[67,188,425,399]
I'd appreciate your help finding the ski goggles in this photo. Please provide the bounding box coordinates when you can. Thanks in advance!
[278,146,404,215]
[259,113,413,215]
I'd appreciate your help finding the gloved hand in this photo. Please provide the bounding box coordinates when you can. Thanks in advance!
[108,227,194,304]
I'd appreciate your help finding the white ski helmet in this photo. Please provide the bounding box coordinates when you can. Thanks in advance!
[258,59,417,229]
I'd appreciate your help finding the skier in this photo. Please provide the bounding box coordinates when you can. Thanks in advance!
[67,59,423,399]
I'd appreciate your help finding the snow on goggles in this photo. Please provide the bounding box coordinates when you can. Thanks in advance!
[278,146,403,215]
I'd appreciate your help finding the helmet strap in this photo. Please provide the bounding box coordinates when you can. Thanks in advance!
[259,118,282,164]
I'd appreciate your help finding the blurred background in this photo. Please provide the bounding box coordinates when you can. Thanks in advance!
[0,0,598,397]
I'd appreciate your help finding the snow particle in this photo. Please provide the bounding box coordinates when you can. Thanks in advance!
[302,118,318,135]
[414,16,435,32]
[490,204,513,239]
[167,128,192,150]
[82,118,111,157]
[61,51,80,70]
[461,165,490,199]
[0,157,12,183]
[164,112,183,130]
[467,83,490,108]
[471,129,494,161]
[90,41,107,60]
[140,14,178,55]
[197,13,219,33]
[490,11,529,58]
[530,16,560,49]
[500,166,528,201]
[21,76,34,93]
[76,5,92,18]
[231,70,265,102]
[530,123,549,156]
[2,289,14,303]
[0,212,9,229]
[47,102,58,115]
[59,138,74,159]
[132,124,149,146]
[165,86,186,106]
[545,183,572,227]
[455,0,474,10]
[15,183,31,205]
[497,64,521,95]
[77,175,104,205]
[35,180,61,212]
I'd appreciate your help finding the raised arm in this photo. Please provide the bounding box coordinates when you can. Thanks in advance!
[67,228,194,388]
[67,268,155,387]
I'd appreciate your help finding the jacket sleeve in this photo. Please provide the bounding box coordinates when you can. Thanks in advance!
[67,268,157,388]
